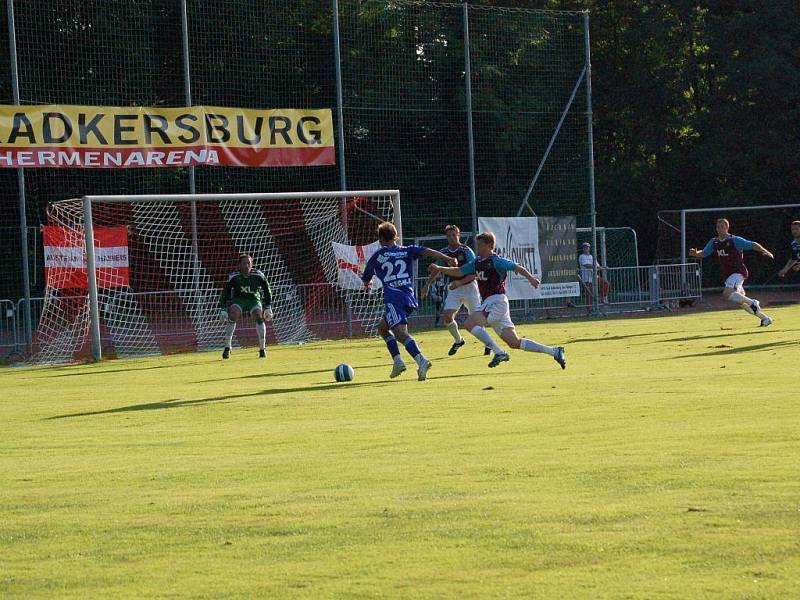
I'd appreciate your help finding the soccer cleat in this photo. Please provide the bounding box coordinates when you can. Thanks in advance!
[417,359,432,381]
[484,346,492,356]
[760,316,773,327]
[448,340,466,356]
[749,300,760,315]
[553,346,567,370]
[222,347,231,359]
[258,348,266,358]
[390,362,407,379]
[488,352,510,368]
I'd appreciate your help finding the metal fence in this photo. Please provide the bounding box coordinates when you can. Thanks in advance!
[0,0,595,352]
[0,262,702,359]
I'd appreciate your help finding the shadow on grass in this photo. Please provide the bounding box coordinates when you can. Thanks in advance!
[195,363,388,384]
[45,373,470,420]
[32,360,210,378]
[666,339,797,359]
[655,329,797,344]
[564,331,682,344]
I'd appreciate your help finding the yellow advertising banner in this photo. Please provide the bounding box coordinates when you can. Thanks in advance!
[0,105,334,168]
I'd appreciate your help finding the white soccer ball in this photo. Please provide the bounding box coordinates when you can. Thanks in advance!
[334,364,354,382]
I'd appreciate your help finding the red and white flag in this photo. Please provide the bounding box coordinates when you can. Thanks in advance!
[44,226,130,289]
[331,241,381,290]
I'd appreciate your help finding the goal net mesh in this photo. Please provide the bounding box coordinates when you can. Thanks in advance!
[34,192,395,363]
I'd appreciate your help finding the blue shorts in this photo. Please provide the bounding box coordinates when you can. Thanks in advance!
[384,302,415,328]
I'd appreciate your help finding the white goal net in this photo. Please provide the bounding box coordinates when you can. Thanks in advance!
[34,190,399,363]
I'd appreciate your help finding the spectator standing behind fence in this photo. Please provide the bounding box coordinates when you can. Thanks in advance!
[579,242,610,305]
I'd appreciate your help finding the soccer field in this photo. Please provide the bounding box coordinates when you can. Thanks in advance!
[2,307,799,599]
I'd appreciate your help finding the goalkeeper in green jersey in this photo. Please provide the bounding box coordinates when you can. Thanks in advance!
[219,253,273,359]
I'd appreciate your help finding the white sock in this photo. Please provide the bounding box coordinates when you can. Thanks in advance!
[224,320,236,347]
[520,338,556,356]
[470,326,504,355]
[255,321,266,350]
[739,301,767,319]
[446,321,463,343]
[413,353,428,367]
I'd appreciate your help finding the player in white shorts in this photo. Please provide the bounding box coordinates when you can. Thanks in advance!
[430,231,566,370]
[421,224,487,356]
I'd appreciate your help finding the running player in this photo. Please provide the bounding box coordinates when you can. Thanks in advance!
[362,222,457,381]
[688,218,774,326]
[420,224,487,356]
[219,253,273,359]
[429,231,566,369]
[777,220,800,279]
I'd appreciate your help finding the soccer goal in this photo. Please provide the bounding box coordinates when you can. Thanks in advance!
[35,190,400,363]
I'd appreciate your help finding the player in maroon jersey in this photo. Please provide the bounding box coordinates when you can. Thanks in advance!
[430,231,566,369]
[689,218,774,326]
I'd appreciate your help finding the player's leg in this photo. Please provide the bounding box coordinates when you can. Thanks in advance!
[723,275,770,324]
[442,287,465,354]
[250,305,268,357]
[391,310,431,381]
[464,310,505,360]
[378,317,406,377]
[222,303,242,358]
[378,311,407,378]
[498,326,566,370]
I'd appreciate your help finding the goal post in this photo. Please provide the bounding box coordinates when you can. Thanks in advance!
[37,190,401,363]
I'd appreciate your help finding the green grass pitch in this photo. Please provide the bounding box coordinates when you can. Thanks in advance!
[2,306,799,598]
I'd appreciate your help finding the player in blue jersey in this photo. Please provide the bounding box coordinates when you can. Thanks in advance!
[778,220,800,279]
[420,224,487,356]
[430,231,566,370]
[362,222,457,381]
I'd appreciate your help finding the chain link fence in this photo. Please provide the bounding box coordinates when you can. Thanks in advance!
[0,0,595,349]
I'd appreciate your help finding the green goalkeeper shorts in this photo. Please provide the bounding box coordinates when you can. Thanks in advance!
[230,298,262,314]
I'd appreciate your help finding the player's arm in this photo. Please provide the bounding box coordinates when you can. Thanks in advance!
[751,242,774,260]
[778,257,798,277]
[429,263,465,278]
[420,269,441,299]
[259,277,274,319]
[218,277,233,319]
[421,247,458,267]
[449,273,476,290]
[732,235,773,259]
[514,264,541,288]
[361,256,377,291]
[688,239,714,259]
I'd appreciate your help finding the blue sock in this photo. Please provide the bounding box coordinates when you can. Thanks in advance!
[403,336,421,358]
[385,335,401,358]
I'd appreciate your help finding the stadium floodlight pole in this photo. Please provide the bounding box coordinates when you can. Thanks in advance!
[583,11,599,315]
[7,0,32,348]
[332,0,353,337]
[82,197,103,361]
[462,2,479,248]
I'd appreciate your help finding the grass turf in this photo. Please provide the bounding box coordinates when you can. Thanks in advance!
[1,306,799,598]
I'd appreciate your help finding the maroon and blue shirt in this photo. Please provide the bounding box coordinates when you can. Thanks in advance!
[459,254,518,301]
[700,234,754,279]
[437,244,476,280]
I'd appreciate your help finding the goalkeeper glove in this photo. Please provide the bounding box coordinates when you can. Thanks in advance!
[219,308,229,322]
[263,306,274,320]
